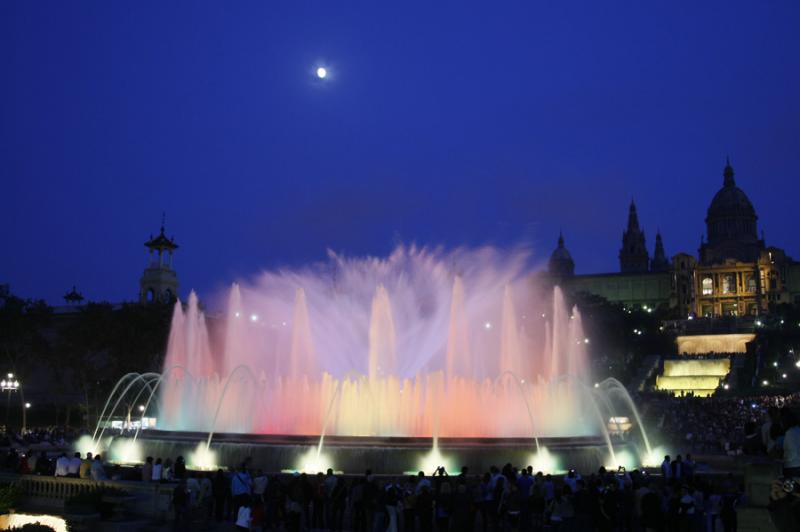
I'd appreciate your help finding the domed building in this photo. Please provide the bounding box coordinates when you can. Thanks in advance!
[546,158,800,318]
[700,159,763,264]
[548,233,575,278]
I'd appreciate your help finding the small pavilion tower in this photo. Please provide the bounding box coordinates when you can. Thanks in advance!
[63,286,84,305]
[139,215,179,303]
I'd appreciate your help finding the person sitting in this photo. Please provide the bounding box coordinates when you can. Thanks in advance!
[67,452,82,477]
[54,452,70,477]
[79,452,93,479]
[90,454,107,480]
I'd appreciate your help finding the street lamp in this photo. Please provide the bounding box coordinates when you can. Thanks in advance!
[1,373,20,428]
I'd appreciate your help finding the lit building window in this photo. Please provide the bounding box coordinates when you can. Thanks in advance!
[746,275,756,293]
[722,274,736,294]
[702,277,713,296]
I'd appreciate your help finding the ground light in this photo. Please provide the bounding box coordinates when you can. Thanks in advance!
[286,446,338,474]
[412,445,454,476]
[528,447,560,474]
[188,442,218,470]
[0,514,67,532]
[110,437,143,464]
[642,446,669,467]
[75,434,103,456]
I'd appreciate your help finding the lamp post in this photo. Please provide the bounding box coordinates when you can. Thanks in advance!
[1,373,20,428]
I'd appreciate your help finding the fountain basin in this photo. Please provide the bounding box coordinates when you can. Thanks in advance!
[133,430,629,474]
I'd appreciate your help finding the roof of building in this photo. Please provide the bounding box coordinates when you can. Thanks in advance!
[707,159,756,219]
[145,222,178,251]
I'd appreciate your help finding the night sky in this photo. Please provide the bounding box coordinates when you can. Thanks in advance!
[2,1,799,304]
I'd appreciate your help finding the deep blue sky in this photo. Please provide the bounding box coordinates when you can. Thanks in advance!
[2,1,799,304]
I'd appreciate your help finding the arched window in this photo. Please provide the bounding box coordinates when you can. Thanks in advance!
[701,277,713,296]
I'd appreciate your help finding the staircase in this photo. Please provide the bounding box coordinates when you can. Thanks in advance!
[727,353,747,390]
[630,354,662,392]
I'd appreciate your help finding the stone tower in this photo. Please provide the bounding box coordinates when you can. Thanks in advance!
[650,231,669,272]
[139,215,179,303]
[619,200,650,273]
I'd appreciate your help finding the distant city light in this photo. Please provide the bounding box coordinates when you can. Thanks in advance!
[762,380,769,386]
[24,402,31,409]
[796,360,800,368]
[484,321,492,330]
[594,382,599,388]
[138,405,145,412]
[250,314,259,322]
[782,373,787,379]
[723,384,729,390]
[584,338,590,344]
[773,361,779,367]
[755,320,762,327]
[234,312,241,318]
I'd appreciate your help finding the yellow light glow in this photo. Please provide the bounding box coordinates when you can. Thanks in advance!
[110,438,143,465]
[0,513,68,532]
[417,446,453,476]
[188,442,218,471]
[291,447,335,474]
[528,446,561,474]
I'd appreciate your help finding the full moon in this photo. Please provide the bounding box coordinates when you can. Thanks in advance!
[316,67,327,79]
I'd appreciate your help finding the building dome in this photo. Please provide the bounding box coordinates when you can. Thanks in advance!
[549,233,575,277]
[702,159,761,263]
[707,163,756,219]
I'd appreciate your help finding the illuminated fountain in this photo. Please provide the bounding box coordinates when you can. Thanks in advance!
[95,246,653,473]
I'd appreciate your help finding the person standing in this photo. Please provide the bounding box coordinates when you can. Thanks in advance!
[212,469,228,522]
[782,409,800,477]
[141,456,153,482]
[152,458,163,482]
[231,465,253,519]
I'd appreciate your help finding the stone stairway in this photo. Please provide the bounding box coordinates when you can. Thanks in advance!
[630,354,662,392]
[727,353,747,390]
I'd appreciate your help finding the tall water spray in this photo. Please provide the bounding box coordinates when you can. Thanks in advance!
[159,246,598,438]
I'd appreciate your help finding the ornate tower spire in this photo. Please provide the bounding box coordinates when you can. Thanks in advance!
[139,215,179,303]
[619,199,650,273]
[650,230,669,272]
[723,156,735,187]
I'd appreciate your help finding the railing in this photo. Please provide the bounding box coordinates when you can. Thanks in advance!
[0,472,175,519]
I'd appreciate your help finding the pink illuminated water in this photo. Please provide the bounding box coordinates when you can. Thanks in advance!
[159,246,596,438]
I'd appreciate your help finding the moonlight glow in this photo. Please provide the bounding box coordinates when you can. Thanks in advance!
[316,67,327,79]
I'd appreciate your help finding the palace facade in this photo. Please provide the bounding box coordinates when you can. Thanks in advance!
[547,160,800,317]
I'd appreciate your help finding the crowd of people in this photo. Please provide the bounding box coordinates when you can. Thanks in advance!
[646,392,800,456]
[162,461,747,532]
[0,425,79,448]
